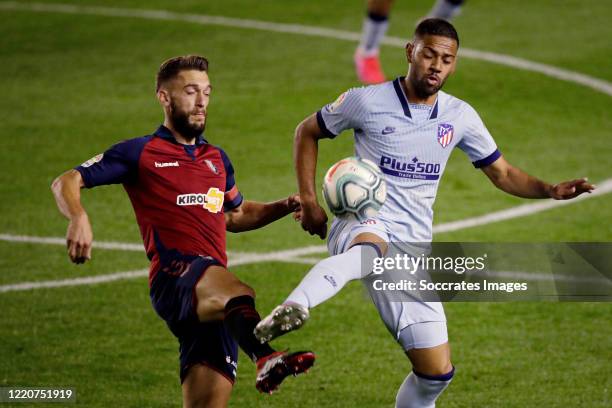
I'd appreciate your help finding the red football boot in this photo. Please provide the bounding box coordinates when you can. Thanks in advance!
[255,350,315,394]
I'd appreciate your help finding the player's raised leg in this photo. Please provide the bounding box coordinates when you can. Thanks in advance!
[255,231,386,343]
[193,264,314,395]
[355,0,394,84]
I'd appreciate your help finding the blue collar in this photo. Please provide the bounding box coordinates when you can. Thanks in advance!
[393,77,439,120]
[154,125,207,146]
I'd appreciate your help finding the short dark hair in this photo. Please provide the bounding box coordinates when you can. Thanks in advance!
[414,18,459,47]
[156,55,209,91]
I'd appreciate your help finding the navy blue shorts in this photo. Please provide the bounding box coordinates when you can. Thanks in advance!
[150,254,238,384]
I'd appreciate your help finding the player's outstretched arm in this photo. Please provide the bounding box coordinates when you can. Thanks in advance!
[294,113,330,239]
[225,195,301,233]
[481,156,596,200]
[51,169,93,264]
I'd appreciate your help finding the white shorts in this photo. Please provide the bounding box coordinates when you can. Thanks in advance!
[327,217,448,350]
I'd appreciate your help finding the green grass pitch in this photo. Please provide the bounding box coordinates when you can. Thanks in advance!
[0,0,610,406]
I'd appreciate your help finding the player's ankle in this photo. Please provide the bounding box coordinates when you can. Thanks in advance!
[283,300,308,309]
[356,46,380,58]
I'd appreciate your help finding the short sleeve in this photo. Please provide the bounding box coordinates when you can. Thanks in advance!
[456,105,501,168]
[317,88,367,138]
[75,136,150,188]
[218,148,244,211]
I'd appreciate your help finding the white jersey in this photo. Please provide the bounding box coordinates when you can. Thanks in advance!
[318,77,500,243]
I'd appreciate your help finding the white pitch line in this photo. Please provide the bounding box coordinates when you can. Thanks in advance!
[0,252,321,293]
[433,269,612,286]
[1,1,611,97]
[1,176,611,258]
[228,246,329,265]
[478,270,612,286]
[381,37,612,97]
[0,233,145,251]
[3,263,609,293]
[0,234,328,258]
[0,269,148,293]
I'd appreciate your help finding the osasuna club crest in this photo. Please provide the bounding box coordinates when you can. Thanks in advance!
[437,123,454,148]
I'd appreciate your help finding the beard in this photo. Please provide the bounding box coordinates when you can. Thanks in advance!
[169,101,206,140]
[409,74,446,99]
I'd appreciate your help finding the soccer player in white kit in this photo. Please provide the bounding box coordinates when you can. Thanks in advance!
[256,19,595,407]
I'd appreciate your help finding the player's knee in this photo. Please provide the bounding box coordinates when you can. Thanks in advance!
[419,360,454,377]
[183,394,210,408]
[351,233,388,256]
[181,360,233,407]
[183,377,226,408]
[210,282,255,312]
[184,391,227,408]
[396,365,454,408]
[196,295,226,320]
[230,281,255,299]
[196,276,254,308]
[405,346,453,377]
[408,353,453,377]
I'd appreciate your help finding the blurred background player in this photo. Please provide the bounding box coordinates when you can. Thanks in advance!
[355,0,465,84]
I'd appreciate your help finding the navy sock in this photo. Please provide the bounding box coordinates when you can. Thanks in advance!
[224,295,274,362]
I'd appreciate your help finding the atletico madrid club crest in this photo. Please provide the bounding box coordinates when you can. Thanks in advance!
[437,123,454,148]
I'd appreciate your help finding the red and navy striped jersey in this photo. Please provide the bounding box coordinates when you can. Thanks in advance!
[75,125,243,283]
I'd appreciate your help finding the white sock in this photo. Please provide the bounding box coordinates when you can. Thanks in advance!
[285,244,380,309]
[395,369,454,408]
[428,0,463,21]
[358,13,390,56]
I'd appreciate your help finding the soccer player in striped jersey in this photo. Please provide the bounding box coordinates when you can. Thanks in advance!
[52,55,314,407]
[257,19,594,407]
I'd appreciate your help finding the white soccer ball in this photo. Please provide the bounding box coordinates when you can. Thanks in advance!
[322,157,386,222]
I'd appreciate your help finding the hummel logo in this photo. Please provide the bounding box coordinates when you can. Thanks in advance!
[155,161,179,168]
[382,126,396,135]
[225,355,238,368]
[205,159,219,175]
